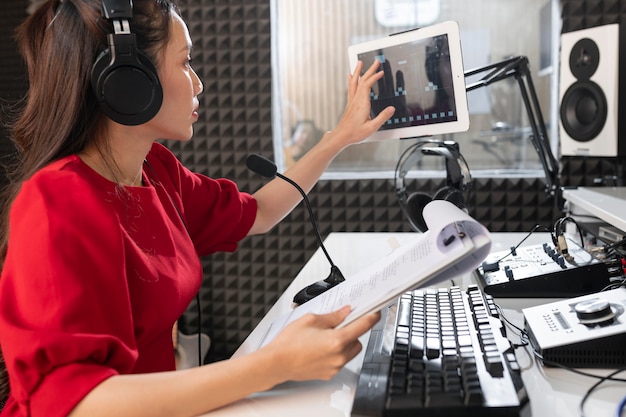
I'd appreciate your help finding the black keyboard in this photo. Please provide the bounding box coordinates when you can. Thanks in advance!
[352,285,529,417]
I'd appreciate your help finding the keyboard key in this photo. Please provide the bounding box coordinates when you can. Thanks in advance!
[506,352,521,371]
[441,338,457,350]
[398,300,411,327]
[484,351,504,377]
[410,335,425,358]
[464,382,484,406]
[426,390,464,408]
[408,359,425,373]
[457,334,473,347]
[425,337,441,359]
[386,393,424,411]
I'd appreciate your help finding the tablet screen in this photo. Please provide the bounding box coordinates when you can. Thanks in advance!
[349,21,469,141]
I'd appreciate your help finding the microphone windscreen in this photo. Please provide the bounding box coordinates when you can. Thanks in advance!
[246,154,278,178]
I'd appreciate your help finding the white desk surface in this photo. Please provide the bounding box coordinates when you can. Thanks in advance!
[563,186,626,233]
[200,232,625,417]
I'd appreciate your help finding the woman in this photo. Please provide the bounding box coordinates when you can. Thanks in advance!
[0,0,395,416]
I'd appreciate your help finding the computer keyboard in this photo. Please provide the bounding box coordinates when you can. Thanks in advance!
[352,285,529,417]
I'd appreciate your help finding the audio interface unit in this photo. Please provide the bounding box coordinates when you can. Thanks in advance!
[474,236,611,298]
[523,287,626,367]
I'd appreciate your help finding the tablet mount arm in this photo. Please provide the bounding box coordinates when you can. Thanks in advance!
[464,55,561,203]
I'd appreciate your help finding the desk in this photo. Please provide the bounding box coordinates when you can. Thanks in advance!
[201,233,624,417]
[562,186,626,234]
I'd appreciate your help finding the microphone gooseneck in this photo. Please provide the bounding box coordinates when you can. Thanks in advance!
[246,153,345,305]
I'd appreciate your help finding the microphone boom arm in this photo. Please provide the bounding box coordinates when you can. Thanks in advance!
[464,56,561,204]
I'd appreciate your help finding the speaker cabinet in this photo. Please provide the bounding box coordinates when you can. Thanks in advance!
[559,24,620,157]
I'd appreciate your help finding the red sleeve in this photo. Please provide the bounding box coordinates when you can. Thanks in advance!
[0,169,137,417]
[145,143,257,255]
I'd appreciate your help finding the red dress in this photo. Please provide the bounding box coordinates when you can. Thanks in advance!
[0,142,257,416]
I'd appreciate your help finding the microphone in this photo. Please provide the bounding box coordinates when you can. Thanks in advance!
[246,153,345,305]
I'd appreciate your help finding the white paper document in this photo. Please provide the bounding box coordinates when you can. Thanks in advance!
[258,200,492,348]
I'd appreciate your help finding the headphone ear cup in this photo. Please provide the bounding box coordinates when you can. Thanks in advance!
[433,186,466,210]
[405,192,432,232]
[91,48,163,126]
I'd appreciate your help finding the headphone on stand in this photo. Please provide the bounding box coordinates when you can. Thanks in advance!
[91,0,163,125]
[394,139,473,232]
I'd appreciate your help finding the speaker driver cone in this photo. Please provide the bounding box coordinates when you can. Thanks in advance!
[560,80,607,142]
[569,38,600,80]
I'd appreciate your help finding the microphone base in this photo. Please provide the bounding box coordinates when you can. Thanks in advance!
[293,266,345,305]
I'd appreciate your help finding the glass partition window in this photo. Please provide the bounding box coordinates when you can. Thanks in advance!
[271,0,560,179]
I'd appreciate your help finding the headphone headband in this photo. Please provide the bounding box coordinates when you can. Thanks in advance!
[395,140,471,193]
[91,0,163,125]
[101,0,133,19]
[394,139,472,232]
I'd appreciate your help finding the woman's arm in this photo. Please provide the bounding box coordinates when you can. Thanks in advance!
[69,307,381,417]
[248,60,395,235]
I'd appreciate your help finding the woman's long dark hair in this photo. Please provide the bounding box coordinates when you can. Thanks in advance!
[0,0,177,265]
[0,2,178,406]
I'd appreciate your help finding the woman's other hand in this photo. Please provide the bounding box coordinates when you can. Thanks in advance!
[261,306,381,383]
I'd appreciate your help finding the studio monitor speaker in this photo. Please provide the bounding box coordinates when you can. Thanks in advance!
[559,24,620,157]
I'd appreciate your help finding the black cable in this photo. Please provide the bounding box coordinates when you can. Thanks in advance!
[601,277,626,292]
[529,342,626,416]
[578,367,626,417]
[489,224,551,264]
[196,293,202,366]
[494,304,529,349]
[494,304,527,335]
[553,216,585,248]
[605,237,626,253]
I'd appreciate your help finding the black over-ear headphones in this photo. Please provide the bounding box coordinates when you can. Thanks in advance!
[91,0,163,125]
[394,139,472,232]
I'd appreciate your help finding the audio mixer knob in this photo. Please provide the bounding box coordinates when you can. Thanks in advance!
[574,298,616,325]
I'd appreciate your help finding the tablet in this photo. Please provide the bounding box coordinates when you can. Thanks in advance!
[349,21,469,141]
